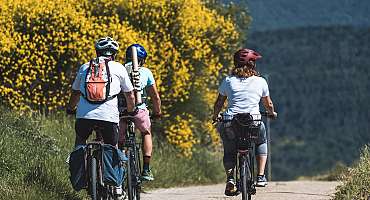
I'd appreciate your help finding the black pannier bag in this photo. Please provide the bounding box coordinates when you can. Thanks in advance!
[231,113,261,150]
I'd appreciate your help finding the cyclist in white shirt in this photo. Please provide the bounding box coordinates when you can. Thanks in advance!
[212,48,277,195]
[66,37,136,147]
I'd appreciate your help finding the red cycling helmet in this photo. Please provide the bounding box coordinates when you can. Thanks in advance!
[234,48,262,67]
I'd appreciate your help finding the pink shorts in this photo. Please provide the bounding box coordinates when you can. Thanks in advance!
[118,109,151,144]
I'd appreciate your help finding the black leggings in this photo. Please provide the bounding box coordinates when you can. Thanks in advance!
[75,118,119,146]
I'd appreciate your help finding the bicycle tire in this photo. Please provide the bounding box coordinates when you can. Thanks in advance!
[127,150,140,200]
[127,150,134,200]
[134,146,141,200]
[89,156,98,200]
[240,155,251,200]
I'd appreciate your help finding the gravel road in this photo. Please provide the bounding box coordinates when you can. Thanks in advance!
[141,181,339,200]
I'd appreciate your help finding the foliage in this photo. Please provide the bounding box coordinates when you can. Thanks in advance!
[145,142,224,189]
[334,145,370,200]
[0,107,82,199]
[0,107,225,199]
[0,0,243,155]
[248,26,370,180]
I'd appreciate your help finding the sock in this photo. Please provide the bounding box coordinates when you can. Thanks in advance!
[226,169,234,181]
[143,155,151,171]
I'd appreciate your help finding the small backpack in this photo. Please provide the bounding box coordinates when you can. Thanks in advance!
[84,58,116,104]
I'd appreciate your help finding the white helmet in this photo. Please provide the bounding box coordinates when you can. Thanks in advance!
[95,37,119,56]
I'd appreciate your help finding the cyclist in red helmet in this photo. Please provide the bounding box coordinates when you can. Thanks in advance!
[212,48,277,195]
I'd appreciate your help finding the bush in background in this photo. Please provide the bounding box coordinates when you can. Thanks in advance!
[334,145,370,200]
[0,0,245,156]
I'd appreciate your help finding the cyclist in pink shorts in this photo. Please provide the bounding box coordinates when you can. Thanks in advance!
[118,44,162,181]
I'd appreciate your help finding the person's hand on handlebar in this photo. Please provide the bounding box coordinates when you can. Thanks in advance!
[260,111,278,119]
[212,114,222,124]
[151,112,162,120]
[268,111,278,119]
[66,106,76,115]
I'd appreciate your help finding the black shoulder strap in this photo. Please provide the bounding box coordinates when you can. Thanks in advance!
[81,58,117,104]
[83,59,94,99]
[104,59,111,100]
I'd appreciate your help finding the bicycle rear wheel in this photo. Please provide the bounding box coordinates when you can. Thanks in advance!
[240,155,251,200]
[89,157,98,200]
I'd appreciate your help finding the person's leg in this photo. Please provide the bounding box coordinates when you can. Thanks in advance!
[95,120,123,198]
[255,122,268,186]
[218,122,238,195]
[223,138,237,180]
[118,119,128,149]
[256,144,268,175]
[75,118,93,147]
[142,131,152,169]
[134,109,153,180]
[97,120,119,146]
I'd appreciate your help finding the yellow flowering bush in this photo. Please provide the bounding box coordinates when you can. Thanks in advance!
[0,0,244,155]
[165,113,198,157]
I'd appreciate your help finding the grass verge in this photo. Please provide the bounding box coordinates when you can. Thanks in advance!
[0,107,224,199]
[333,145,370,200]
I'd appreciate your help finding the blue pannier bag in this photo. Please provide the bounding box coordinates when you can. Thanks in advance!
[102,144,127,186]
[68,145,87,191]
[68,144,127,191]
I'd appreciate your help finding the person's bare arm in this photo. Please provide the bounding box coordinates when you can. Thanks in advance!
[124,90,136,112]
[262,96,277,118]
[212,94,227,121]
[66,90,81,111]
[147,84,161,116]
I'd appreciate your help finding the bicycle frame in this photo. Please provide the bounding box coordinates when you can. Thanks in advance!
[121,118,142,200]
[235,142,256,200]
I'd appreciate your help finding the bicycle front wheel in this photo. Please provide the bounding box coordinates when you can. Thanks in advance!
[89,157,98,200]
[240,155,251,200]
[134,145,141,200]
[127,151,140,200]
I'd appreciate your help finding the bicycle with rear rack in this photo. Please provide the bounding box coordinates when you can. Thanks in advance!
[67,117,126,200]
[216,111,275,200]
[85,140,124,200]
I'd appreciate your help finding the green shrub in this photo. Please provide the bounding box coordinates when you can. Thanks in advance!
[334,145,370,200]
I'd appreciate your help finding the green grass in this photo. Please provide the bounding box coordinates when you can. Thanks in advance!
[146,143,224,189]
[0,107,224,199]
[333,145,370,200]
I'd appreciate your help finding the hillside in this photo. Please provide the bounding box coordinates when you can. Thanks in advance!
[248,26,370,180]
[227,0,370,31]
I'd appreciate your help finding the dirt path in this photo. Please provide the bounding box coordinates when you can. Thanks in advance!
[141,181,339,200]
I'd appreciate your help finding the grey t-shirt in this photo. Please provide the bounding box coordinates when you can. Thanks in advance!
[218,75,269,118]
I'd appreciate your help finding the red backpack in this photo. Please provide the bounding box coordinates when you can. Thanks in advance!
[83,58,115,104]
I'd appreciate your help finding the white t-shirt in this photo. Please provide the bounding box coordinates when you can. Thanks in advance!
[72,57,134,123]
[218,75,269,118]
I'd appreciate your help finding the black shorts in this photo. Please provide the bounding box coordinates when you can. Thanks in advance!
[75,118,119,146]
